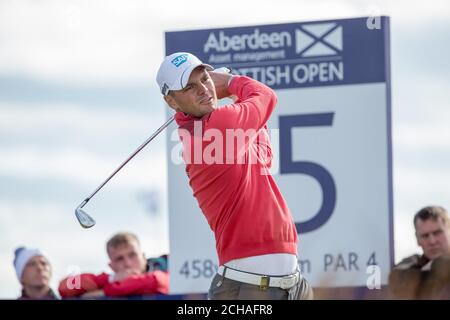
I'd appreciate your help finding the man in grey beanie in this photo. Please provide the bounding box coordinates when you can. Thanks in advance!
[13,246,58,299]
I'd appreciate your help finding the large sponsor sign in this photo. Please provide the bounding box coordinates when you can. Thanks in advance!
[165,17,393,293]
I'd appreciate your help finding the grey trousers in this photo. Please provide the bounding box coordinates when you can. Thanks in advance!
[207,272,314,300]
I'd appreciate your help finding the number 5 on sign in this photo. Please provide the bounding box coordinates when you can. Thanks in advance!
[279,112,336,233]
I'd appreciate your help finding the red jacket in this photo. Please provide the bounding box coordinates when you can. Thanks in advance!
[175,76,298,265]
[58,270,169,298]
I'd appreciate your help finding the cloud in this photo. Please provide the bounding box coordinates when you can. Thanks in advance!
[1,0,449,84]
[0,146,168,188]
[395,125,450,150]
[0,103,162,135]
[0,102,175,188]
[0,0,163,84]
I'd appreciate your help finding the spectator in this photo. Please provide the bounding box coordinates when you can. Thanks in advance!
[389,206,450,299]
[13,246,58,299]
[59,232,169,298]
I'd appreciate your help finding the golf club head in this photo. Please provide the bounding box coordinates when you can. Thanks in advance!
[75,207,96,228]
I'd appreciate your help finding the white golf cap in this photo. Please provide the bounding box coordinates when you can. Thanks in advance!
[13,246,46,281]
[156,52,212,95]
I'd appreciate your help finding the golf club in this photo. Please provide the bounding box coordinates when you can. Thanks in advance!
[75,115,175,228]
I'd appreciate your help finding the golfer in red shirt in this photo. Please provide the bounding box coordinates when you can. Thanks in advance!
[157,52,312,300]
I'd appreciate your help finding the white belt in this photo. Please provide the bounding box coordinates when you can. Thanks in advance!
[217,265,301,290]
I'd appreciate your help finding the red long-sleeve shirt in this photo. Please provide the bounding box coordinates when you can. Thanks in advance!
[175,76,298,265]
[58,270,169,298]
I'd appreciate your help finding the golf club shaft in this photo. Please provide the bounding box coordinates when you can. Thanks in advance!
[79,115,175,209]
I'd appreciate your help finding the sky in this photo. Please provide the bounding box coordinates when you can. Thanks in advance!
[1,0,450,297]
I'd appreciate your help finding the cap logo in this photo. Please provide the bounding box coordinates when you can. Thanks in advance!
[171,54,188,67]
[161,83,169,95]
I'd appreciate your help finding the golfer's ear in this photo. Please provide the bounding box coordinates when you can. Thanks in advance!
[164,95,179,112]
